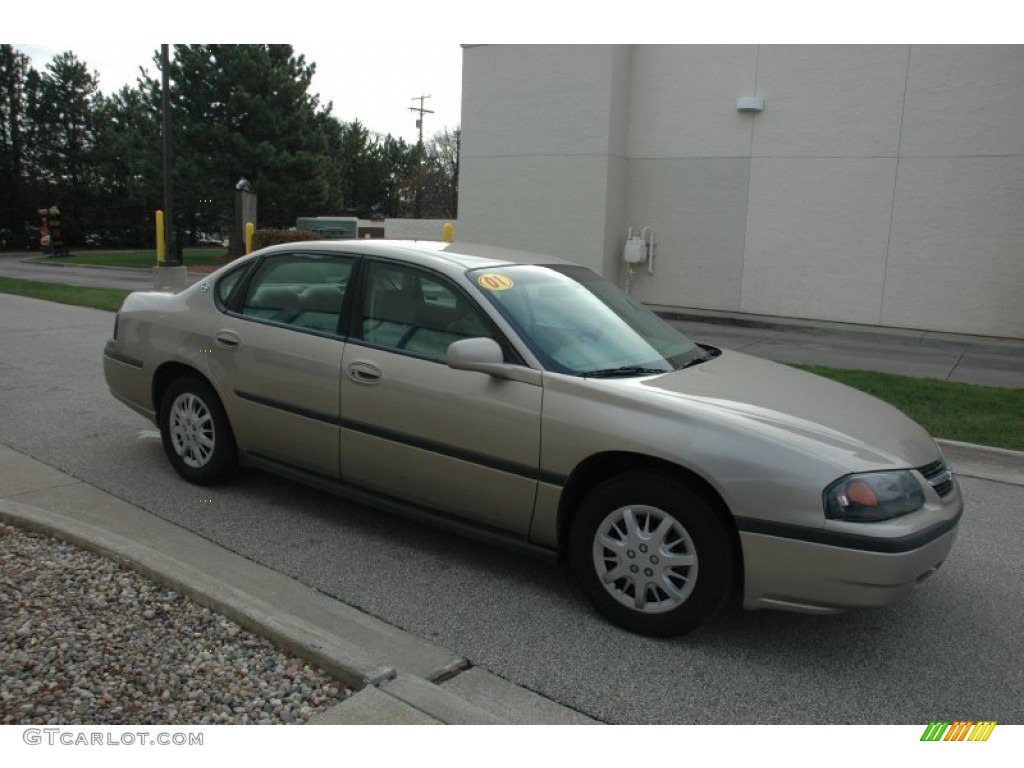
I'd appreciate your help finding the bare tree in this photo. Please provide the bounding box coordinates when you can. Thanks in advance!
[417,128,459,219]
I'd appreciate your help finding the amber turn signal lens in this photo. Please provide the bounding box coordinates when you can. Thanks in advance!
[846,480,879,507]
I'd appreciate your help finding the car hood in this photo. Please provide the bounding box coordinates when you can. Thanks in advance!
[637,350,939,468]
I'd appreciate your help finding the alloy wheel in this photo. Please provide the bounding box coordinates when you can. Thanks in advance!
[592,504,699,614]
[169,393,215,469]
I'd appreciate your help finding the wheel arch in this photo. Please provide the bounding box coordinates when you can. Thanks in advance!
[152,361,219,416]
[556,452,744,601]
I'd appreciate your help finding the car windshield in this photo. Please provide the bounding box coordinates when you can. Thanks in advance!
[469,264,705,376]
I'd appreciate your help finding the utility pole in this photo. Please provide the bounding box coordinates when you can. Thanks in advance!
[409,95,434,218]
[409,94,434,147]
[160,44,180,266]
[153,43,187,291]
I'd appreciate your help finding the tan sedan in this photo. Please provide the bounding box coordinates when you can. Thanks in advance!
[103,240,962,636]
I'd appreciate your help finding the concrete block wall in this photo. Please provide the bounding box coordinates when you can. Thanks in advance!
[458,44,1024,339]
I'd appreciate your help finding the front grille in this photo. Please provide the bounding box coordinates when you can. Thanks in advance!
[918,459,955,498]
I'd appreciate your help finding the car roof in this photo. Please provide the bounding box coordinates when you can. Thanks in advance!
[251,239,574,274]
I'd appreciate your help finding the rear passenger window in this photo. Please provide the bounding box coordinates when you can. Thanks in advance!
[214,262,253,309]
[240,253,354,334]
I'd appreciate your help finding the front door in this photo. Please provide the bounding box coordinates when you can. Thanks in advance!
[339,259,542,536]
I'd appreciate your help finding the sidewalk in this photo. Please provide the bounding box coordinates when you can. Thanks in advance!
[0,443,597,725]
[659,308,1024,390]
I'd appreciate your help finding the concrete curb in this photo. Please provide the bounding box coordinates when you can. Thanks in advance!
[376,674,504,725]
[936,439,1024,487]
[309,685,443,725]
[21,255,150,272]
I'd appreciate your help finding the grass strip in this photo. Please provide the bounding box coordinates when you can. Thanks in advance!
[0,276,130,312]
[46,249,228,268]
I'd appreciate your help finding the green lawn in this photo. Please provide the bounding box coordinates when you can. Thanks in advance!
[792,364,1024,452]
[47,249,229,268]
[0,276,130,312]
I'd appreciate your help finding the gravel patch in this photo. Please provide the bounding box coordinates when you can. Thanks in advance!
[0,522,350,725]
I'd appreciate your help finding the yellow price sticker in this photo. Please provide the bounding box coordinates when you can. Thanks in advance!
[477,274,514,291]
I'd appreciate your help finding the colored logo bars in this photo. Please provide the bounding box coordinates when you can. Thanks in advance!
[921,721,997,742]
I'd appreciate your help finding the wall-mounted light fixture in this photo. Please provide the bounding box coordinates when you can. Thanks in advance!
[737,97,765,113]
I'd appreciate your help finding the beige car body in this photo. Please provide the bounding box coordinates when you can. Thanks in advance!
[104,240,962,619]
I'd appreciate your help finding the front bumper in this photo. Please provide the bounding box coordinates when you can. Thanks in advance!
[739,498,963,614]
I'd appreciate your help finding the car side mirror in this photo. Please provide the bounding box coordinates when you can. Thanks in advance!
[446,338,542,386]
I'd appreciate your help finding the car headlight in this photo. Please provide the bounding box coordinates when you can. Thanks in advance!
[823,471,926,522]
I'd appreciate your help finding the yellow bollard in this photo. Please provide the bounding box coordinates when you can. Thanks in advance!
[155,210,165,263]
[442,222,454,243]
[245,222,254,254]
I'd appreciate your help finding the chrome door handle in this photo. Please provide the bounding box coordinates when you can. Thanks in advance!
[347,361,382,384]
[215,331,240,349]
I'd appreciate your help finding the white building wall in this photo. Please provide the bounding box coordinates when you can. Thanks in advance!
[458,44,1024,339]
[882,46,1024,336]
[458,45,631,277]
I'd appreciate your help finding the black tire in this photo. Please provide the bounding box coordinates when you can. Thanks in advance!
[158,375,237,485]
[569,470,733,637]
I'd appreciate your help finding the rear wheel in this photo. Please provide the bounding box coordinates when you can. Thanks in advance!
[159,376,237,485]
[569,470,733,636]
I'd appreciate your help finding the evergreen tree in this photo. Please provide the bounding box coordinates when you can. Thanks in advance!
[0,45,36,237]
[92,85,162,246]
[141,44,339,236]
[27,51,101,241]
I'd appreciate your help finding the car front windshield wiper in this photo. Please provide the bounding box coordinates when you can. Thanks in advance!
[677,352,712,370]
[581,366,670,378]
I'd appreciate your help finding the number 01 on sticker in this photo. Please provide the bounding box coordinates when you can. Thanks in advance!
[477,274,514,291]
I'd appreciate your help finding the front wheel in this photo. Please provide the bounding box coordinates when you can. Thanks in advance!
[569,471,734,637]
[158,376,237,485]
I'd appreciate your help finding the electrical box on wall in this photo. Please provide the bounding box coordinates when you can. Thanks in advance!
[737,97,765,112]
[623,235,648,264]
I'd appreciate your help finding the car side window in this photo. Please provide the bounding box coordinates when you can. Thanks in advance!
[239,253,354,335]
[360,262,494,361]
[213,262,253,310]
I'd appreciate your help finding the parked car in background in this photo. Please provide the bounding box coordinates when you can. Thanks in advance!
[0,226,41,251]
[195,232,227,247]
[102,240,963,636]
[84,230,126,249]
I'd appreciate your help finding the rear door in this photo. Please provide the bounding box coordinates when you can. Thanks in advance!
[208,251,355,477]
[338,259,542,535]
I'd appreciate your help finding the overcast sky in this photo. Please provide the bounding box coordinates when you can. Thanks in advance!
[6,3,1004,148]
[13,43,463,145]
